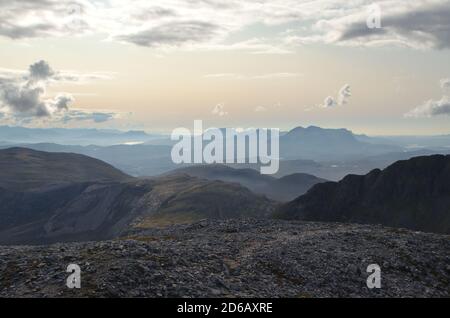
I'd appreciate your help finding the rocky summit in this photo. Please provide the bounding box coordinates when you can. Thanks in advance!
[0,219,449,298]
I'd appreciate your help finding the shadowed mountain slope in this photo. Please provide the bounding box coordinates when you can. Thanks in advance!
[275,155,450,234]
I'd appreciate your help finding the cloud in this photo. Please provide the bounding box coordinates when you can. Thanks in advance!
[282,1,450,50]
[321,96,337,108]
[2,0,449,51]
[0,84,50,117]
[60,110,118,123]
[0,60,117,124]
[204,73,242,79]
[212,103,227,116]
[320,84,351,108]
[0,0,328,53]
[106,1,303,51]
[29,60,55,81]
[116,21,223,48]
[406,96,450,117]
[54,71,115,84]
[51,93,73,112]
[441,78,450,89]
[0,65,114,85]
[203,38,294,54]
[338,84,351,105]
[0,0,92,39]
[406,79,450,117]
[254,101,283,112]
[337,2,450,50]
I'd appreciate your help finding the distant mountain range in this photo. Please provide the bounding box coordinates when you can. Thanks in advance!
[275,155,450,234]
[2,124,450,153]
[0,125,164,146]
[2,125,450,181]
[169,164,327,201]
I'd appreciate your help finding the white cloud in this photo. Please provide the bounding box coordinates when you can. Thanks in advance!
[319,84,352,108]
[406,79,450,117]
[202,38,294,54]
[321,96,337,108]
[441,78,450,89]
[338,84,352,105]
[204,73,243,79]
[406,96,450,117]
[212,103,227,116]
[254,101,283,112]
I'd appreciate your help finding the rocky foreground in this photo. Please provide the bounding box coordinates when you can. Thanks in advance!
[0,219,449,298]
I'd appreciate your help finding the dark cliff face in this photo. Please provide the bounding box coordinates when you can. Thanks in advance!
[276,155,450,234]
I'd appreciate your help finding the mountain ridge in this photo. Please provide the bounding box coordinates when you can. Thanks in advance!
[167,164,327,201]
[275,154,450,234]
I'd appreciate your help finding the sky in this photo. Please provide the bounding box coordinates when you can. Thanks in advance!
[0,0,450,135]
